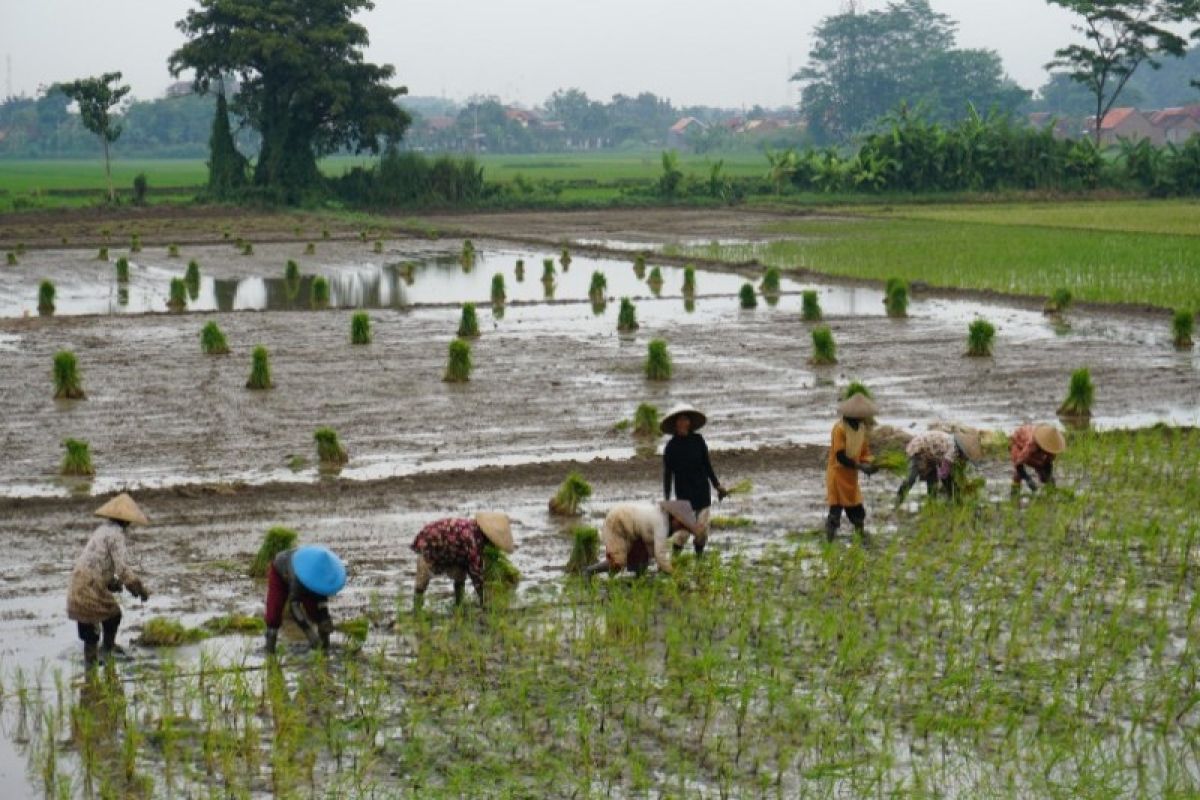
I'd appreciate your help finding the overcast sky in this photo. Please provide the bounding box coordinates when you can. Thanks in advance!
[0,0,1080,108]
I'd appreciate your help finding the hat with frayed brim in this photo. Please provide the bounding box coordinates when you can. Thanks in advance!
[660,500,701,534]
[837,394,877,419]
[953,431,984,465]
[94,493,149,526]
[1033,424,1067,455]
[292,546,347,597]
[476,512,514,553]
[660,404,707,435]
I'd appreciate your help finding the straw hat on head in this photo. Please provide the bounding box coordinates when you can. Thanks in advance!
[953,431,984,465]
[94,493,149,526]
[660,403,707,435]
[1033,424,1067,455]
[475,512,514,553]
[837,393,877,420]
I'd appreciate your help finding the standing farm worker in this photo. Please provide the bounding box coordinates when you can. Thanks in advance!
[661,403,729,555]
[585,501,701,577]
[1010,423,1067,495]
[825,393,880,543]
[895,429,984,505]
[264,545,346,654]
[411,513,514,610]
[66,493,151,667]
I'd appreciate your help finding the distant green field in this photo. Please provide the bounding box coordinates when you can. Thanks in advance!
[854,200,1200,237]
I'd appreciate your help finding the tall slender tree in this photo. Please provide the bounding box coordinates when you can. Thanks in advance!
[207,81,247,198]
[55,73,130,202]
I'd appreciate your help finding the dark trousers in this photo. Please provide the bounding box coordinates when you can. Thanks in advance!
[827,505,866,531]
[77,614,121,648]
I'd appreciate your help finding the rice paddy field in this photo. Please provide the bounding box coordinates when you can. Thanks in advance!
[0,204,1198,798]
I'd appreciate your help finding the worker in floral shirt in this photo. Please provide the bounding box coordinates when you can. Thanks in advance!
[411,513,513,610]
[1010,424,1067,495]
[895,429,983,505]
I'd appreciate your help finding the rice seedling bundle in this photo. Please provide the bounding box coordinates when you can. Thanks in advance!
[588,271,607,302]
[444,339,472,382]
[802,290,822,321]
[810,326,837,365]
[1171,309,1194,349]
[61,438,94,476]
[311,276,330,309]
[618,298,639,332]
[351,312,372,345]
[645,339,672,380]
[249,527,298,577]
[314,427,349,466]
[967,318,996,357]
[200,321,230,355]
[246,346,273,390]
[1058,368,1095,418]
[739,283,757,309]
[53,351,85,399]
[566,527,600,575]
[185,260,201,299]
[458,303,480,337]
[549,471,593,516]
[633,403,660,436]
[491,274,507,305]
[682,266,696,297]
[167,277,188,311]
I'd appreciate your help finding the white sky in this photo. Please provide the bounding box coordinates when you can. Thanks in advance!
[0,0,1080,107]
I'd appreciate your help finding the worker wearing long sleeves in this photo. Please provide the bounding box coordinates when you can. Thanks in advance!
[896,429,983,504]
[1010,424,1067,495]
[661,404,728,555]
[826,394,879,543]
[263,546,346,655]
[586,501,698,577]
[411,513,514,610]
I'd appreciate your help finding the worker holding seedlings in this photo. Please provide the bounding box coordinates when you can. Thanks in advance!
[1009,423,1067,495]
[411,512,514,610]
[66,493,151,667]
[895,429,984,505]
[661,403,729,556]
[584,500,700,577]
[263,545,346,654]
[825,394,879,543]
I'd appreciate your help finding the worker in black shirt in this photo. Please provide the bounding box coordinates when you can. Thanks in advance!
[661,404,729,555]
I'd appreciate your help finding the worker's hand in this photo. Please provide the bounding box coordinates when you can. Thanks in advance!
[717,485,730,502]
[860,463,880,476]
[107,578,122,593]
[302,624,322,649]
[125,579,149,602]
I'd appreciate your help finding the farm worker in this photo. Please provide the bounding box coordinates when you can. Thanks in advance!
[825,394,880,543]
[263,545,346,654]
[895,429,984,504]
[1010,423,1067,495]
[661,403,729,555]
[66,493,151,667]
[411,513,514,610]
[584,501,699,577]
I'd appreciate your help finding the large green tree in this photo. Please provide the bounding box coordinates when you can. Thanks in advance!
[55,72,130,202]
[168,0,410,200]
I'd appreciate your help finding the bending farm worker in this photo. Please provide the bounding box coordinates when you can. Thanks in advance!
[66,493,151,667]
[585,501,698,577]
[896,429,983,505]
[1010,423,1067,495]
[263,545,346,654]
[826,393,879,543]
[661,403,729,556]
[411,513,513,611]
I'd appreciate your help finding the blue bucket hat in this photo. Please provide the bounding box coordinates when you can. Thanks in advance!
[292,546,347,597]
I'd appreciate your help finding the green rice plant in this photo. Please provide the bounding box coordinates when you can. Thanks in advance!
[200,321,230,355]
[884,278,909,318]
[140,618,207,647]
[1044,287,1073,314]
[967,318,996,357]
[560,247,572,270]
[542,258,556,283]
[444,338,472,382]
[241,242,254,256]
[350,312,372,345]
[491,274,507,305]
[60,438,94,477]
[1171,309,1194,349]
[483,543,521,590]
[304,242,316,255]
[588,271,607,302]
[168,244,180,258]
[337,617,370,642]
[761,266,781,296]
[201,614,266,635]
[739,283,757,309]
[373,240,383,254]
[401,262,417,284]
[618,296,638,333]
[314,427,349,466]
[1058,367,1095,419]
[810,326,837,365]
[682,266,696,297]
[645,339,672,380]
[97,247,108,261]
[4,252,15,266]
[549,471,593,516]
[647,266,664,293]
[167,277,188,311]
[457,303,480,337]
[115,257,130,283]
[311,276,330,309]
[634,254,647,280]
[565,526,600,575]
[515,259,525,282]
[285,259,301,298]
[802,290,822,321]
[249,527,298,577]
[185,260,201,299]
[130,234,141,253]
[246,346,272,390]
[38,280,55,315]
[633,403,660,436]
[461,240,476,269]
[842,380,872,399]
[711,516,754,529]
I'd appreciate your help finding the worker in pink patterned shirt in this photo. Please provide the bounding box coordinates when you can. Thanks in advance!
[1010,424,1067,495]
[411,513,513,610]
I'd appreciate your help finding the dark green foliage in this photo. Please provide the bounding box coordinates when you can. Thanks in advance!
[549,471,593,516]
[811,326,837,365]
[618,298,639,332]
[38,280,55,315]
[634,255,647,280]
[588,271,607,302]
[311,276,330,309]
[458,303,480,338]
[802,290,822,321]
[967,318,996,357]
[167,277,188,311]
[97,247,108,261]
[53,350,86,399]
[740,283,758,309]
[246,346,272,390]
[249,527,298,578]
[314,427,349,465]
[633,403,660,437]
[491,274,507,305]
[207,88,248,198]
[566,526,600,575]
[1058,367,1095,418]
[645,339,672,380]
[1172,309,1194,349]
[884,278,909,318]
[115,257,130,283]
[331,149,485,207]
[761,267,782,296]
[61,438,94,477]
[444,338,472,382]
[351,311,372,345]
[185,260,201,299]
[658,150,683,197]
[483,543,521,589]
[1045,288,1073,314]
[168,243,180,258]
[133,174,149,206]
[200,321,229,355]
[53,72,129,202]
[682,266,696,297]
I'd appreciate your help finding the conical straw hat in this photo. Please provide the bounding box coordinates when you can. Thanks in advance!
[94,493,149,526]
[953,431,984,464]
[837,393,877,419]
[476,512,514,553]
[1033,424,1067,455]
[660,403,707,435]
[292,545,347,597]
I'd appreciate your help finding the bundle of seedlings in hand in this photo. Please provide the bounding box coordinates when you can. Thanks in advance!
[647,266,664,293]
[200,321,230,355]
[617,298,639,332]
[483,543,521,590]
[801,290,822,321]
[61,438,94,477]
[740,283,758,309]
[633,403,660,437]
[761,267,782,297]
[633,254,647,280]
[810,326,837,365]
[967,318,996,357]
[115,257,130,284]
[1057,367,1095,419]
[515,259,525,282]
[311,276,330,309]
[168,244,180,258]
[1171,309,1194,349]
[304,242,316,255]
[130,234,142,253]
[549,471,593,516]
[461,240,476,269]
[314,427,349,466]
[350,312,372,345]
[884,278,908,318]
[185,260,201,299]
[560,247,572,271]
[444,338,472,382]
[565,526,600,575]
[373,240,383,254]
[1044,287,1072,314]
[97,247,108,261]
[491,274,507,305]
[140,618,207,646]
[588,271,608,303]
[458,303,480,337]
[5,252,16,266]
[842,381,872,399]
[246,346,273,390]
[53,350,86,399]
[167,277,188,312]
[682,266,696,297]
[249,527,298,577]
[38,280,56,315]
[645,339,672,380]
